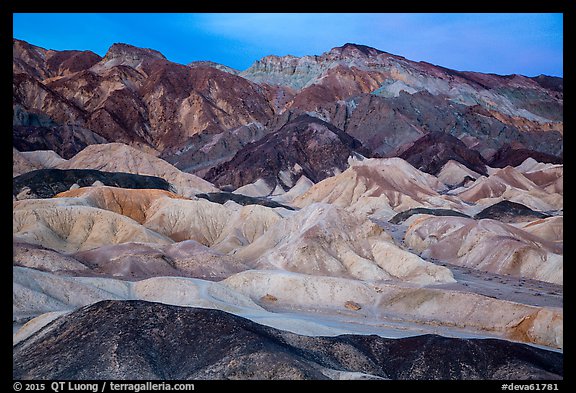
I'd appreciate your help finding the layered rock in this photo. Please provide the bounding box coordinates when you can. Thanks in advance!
[474,200,550,223]
[13,38,101,81]
[489,145,562,168]
[13,103,109,159]
[73,241,252,281]
[319,92,562,159]
[224,270,562,349]
[398,131,488,175]
[54,186,184,223]
[142,198,283,253]
[14,39,562,169]
[13,148,40,177]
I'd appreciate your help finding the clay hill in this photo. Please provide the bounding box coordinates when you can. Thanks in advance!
[12,38,563,381]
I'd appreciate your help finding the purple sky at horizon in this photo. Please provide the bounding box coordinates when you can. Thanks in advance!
[13,13,563,77]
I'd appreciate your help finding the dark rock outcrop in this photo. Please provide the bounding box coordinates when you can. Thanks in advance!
[13,169,172,199]
[390,208,470,224]
[488,145,563,168]
[204,114,373,190]
[474,201,551,223]
[195,192,294,210]
[13,105,108,159]
[13,300,563,380]
[398,131,488,176]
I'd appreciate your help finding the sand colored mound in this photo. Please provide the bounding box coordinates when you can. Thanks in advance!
[13,300,563,380]
[222,270,562,349]
[13,204,173,253]
[143,198,283,251]
[234,203,455,285]
[293,158,463,220]
[73,240,254,281]
[21,149,67,169]
[514,157,560,174]
[521,166,563,195]
[271,175,315,204]
[452,166,562,212]
[57,143,218,197]
[518,216,563,245]
[55,186,186,224]
[13,242,89,273]
[404,215,562,285]
[233,178,274,197]
[436,160,481,187]
[13,148,40,177]
[13,239,252,282]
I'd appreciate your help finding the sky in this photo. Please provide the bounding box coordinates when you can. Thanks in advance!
[12,13,563,77]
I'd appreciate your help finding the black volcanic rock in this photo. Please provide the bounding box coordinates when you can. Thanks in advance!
[204,114,373,190]
[390,208,470,224]
[13,300,563,380]
[196,192,294,210]
[474,201,551,223]
[13,169,172,199]
[488,145,563,168]
[398,131,489,176]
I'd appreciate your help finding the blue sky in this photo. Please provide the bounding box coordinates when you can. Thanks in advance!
[13,13,563,77]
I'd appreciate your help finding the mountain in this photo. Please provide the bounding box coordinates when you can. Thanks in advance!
[292,157,458,220]
[13,39,275,154]
[242,43,562,122]
[14,39,562,173]
[204,114,373,191]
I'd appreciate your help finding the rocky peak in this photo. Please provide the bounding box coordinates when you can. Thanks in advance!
[328,43,384,59]
[188,60,239,75]
[103,43,166,63]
